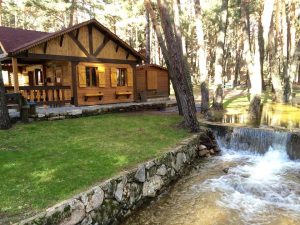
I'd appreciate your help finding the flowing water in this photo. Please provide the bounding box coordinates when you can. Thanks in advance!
[123,129,300,225]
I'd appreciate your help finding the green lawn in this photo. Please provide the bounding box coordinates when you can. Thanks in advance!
[0,114,188,221]
[223,91,272,110]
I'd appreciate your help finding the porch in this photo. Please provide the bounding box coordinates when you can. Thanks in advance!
[5,85,72,106]
[2,57,73,106]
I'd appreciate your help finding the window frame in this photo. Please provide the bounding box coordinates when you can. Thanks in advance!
[117,68,127,87]
[85,67,97,87]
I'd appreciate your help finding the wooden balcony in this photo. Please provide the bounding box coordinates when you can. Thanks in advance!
[5,86,72,106]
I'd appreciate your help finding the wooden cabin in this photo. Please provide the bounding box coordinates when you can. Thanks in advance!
[0,19,150,107]
[135,64,170,102]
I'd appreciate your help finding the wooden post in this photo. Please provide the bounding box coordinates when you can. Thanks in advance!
[71,61,79,106]
[12,57,19,93]
[131,64,138,101]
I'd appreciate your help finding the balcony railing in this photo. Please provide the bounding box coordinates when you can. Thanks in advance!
[5,86,72,106]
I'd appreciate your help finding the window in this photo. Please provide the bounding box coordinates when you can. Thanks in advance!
[2,71,9,86]
[117,68,127,86]
[86,67,97,87]
[35,69,43,85]
[28,69,44,86]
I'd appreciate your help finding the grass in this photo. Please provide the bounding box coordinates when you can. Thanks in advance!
[0,113,188,221]
[223,91,273,111]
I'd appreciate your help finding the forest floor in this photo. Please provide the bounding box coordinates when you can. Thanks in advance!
[0,114,189,223]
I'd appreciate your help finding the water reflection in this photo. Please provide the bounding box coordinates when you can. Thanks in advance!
[212,103,300,129]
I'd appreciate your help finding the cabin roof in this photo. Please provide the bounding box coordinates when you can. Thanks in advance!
[137,64,168,71]
[0,27,49,54]
[0,19,145,60]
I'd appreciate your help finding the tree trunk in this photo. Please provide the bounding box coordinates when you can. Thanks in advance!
[0,64,11,129]
[234,29,243,88]
[283,0,297,103]
[145,0,199,132]
[281,0,291,103]
[260,0,275,91]
[173,0,193,93]
[160,0,198,131]
[0,0,2,26]
[258,17,266,91]
[68,0,76,27]
[241,0,262,119]
[145,11,151,64]
[287,2,299,86]
[271,0,284,102]
[145,1,183,115]
[212,0,228,110]
[194,0,209,113]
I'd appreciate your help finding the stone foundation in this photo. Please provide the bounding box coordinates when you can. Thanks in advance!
[33,101,176,121]
[17,132,218,225]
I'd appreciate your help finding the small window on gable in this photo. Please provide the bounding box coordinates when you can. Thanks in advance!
[86,67,97,87]
[117,68,127,86]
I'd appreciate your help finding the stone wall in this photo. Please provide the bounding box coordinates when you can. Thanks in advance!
[17,132,219,225]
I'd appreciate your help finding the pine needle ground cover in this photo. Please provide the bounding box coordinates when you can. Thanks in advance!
[0,114,188,222]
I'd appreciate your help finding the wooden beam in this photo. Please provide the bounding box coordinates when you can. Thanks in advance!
[12,57,19,93]
[71,61,79,106]
[93,24,137,59]
[59,35,64,47]
[68,33,90,57]
[18,53,138,65]
[93,36,109,57]
[0,56,10,62]
[88,25,93,54]
[115,45,119,52]
[126,52,130,59]
[132,64,138,101]
[43,42,48,54]
[75,29,80,39]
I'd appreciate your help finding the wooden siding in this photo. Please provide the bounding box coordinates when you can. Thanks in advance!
[76,62,134,106]
[135,66,169,101]
[97,40,136,60]
[28,25,137,61]
[147,70,158,90]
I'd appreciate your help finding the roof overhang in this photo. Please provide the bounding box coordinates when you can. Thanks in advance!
[8,19,145,61]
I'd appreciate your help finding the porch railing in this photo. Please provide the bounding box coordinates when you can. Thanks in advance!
[5,86,72,106]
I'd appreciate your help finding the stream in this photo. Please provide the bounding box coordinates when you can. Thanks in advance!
[123,129,300,225]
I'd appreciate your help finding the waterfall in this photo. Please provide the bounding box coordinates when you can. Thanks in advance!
[207,124,300,159]
[216,127,290,154]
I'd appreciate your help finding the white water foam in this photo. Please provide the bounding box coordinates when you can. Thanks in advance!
[193,145,300,224]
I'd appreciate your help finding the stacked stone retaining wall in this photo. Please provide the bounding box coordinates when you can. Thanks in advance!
[17,132,218,225]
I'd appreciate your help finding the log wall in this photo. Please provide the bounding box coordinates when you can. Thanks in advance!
[76,62,134,106]
[135,65,169,101]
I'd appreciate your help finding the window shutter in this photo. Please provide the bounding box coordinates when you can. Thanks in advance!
[111,68,117,87]
[147,70,158,90]
[78,65,86,88]
[127,67,133,87]
[98,67,106,88]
